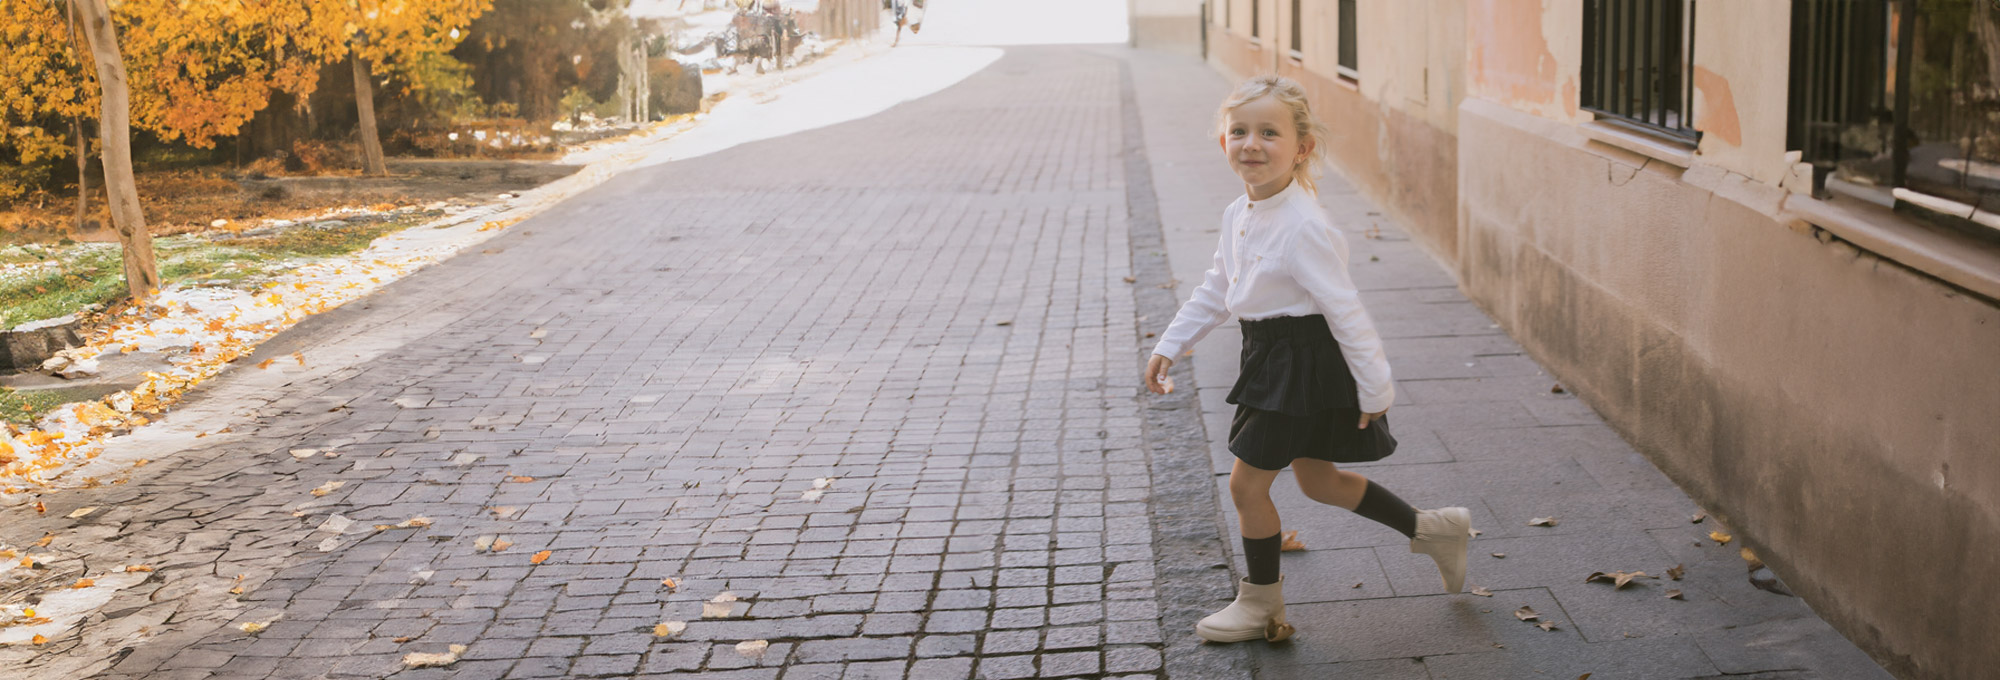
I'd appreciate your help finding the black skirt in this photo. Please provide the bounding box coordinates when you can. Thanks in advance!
[1226,315,1397,470]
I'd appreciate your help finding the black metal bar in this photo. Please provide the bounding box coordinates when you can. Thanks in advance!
[1582,1,1596,107]
[1684,0,1695,132]
[1640,0,1654,125]
[1890,0,1914,189]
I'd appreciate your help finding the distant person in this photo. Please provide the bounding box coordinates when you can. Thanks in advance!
[1144,75,1474,643]
[890,0,925,46]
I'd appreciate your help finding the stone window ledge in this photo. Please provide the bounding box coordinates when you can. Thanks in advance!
[1581,119,1695,168]
[1782,191,2000,303]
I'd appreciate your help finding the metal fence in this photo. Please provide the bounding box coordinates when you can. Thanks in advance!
[1581,0,1699,141]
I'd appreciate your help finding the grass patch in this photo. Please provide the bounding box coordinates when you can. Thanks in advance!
[0,216,424,329]
[0,387,71,427]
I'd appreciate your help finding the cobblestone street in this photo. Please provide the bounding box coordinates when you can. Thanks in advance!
[3,36,1894,680]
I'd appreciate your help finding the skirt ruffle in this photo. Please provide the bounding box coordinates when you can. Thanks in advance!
[1226,315,1360,416]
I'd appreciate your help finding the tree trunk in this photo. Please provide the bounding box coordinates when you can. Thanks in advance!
[350,50,388,176]
[72,118,90,236]
[69,0,159,301]
[1972,2,2000,96]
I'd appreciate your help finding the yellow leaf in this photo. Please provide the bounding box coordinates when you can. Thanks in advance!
[293,351,306,366]
[1279,530,1305,552]
[125,565,154,573]
[661,577,678,591]
[258,358,275,370]
[491,538,513,552]
[239,621,267,634]
[36,533,54,547]
[1708,531,1733,545]
[31,634,47,645]
[530,550,551,564]
[653,621,686,638]
[508,475,534,483]
[72,578,95,588]
[310,480,344,497]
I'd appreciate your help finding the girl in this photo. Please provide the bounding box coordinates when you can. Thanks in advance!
[1144,75,1472,643]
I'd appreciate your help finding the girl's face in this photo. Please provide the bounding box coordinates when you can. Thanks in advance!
[1220,95,1313,200]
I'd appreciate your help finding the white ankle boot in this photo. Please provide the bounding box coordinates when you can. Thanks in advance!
[1411,507,1473,593]
[1196,577,1295,643]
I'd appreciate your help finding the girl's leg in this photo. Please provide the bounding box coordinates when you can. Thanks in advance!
[1228,460,1285,585]
[1291,459,1416,538]
[1198,459,1295,643]
[1293,459,1471,593]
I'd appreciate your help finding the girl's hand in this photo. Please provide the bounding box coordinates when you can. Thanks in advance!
[1145,354,1174,394]
[1358,410,1386,430]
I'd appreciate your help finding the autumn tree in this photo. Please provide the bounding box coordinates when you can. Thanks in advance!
[69,0,159,300]
[327,0,492,175]
[0,0,98,215]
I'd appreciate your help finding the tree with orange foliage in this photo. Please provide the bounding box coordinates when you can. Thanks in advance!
[324,0,492,175]
[0,0,98,208]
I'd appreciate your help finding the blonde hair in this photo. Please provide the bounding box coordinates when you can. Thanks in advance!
[1218,75,1330,195]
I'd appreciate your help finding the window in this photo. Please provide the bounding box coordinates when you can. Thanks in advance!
[1252,0,1260,38]
[1337,0,1358,80]
[1581,0,1698,141]
[1789,0,1998,219]
[1291,0,1303,56]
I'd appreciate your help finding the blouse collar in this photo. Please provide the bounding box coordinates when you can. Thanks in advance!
[1245,179,1306,213]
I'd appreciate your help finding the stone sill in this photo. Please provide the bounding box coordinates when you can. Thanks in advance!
[1782,192,2000,303]
[1581,120,1695,168]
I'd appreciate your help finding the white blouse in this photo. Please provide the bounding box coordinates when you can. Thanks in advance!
[1152,181,1395,413]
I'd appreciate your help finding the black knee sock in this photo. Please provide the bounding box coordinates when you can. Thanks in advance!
[1242,533,1283,585]
[1353,480,1419,538]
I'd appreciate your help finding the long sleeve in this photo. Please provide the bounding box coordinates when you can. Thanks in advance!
[1288,222,1395,413]
[1152,232,1232,360]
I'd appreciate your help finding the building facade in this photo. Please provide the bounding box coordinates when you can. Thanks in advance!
[1192,2,1999,678]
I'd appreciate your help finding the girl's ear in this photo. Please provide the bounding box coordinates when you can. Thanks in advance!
[1298,136,1317,160]
[1218,134,1228,150]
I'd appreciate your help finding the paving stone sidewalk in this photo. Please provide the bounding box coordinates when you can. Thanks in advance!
[1123,48,1895,680]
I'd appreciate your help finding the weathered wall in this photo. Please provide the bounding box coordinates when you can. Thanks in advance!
[1458,98,2000,680]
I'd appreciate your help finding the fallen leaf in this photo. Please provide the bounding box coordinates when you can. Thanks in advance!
[489,506,519,519]
[402,644,466,669]
[1666,564,1685,580]
[133,458,149,467]
[1739,547,1762,570]
[31,634,47,645]
[36,533,54,547]
[71,578,95,588]
[290,449,318,459]
[1578,674,1593,680]
[1514,606,1539,621]
[800,489,824,502]
[1491,553,1507,559]
[374,517,433,531]
[1691,512,1707,524]
[1584,570,1655,588]
[34,501,45,514]
[653,621,686,638]
[1709,531,1732,545]
[393,636,414,643]
[735,639,769,656]
[258,358,275,370]
[1665,589,1684,600]
[711,592,738,603]
[1122,276,1136,283]
[813,477,835,490]
[1528,517,1558,527]
[1470,586,1494,597]
[239,621,268,634]
[67,506,98,519]
[1468,528,1483,537]
[124,565,154,573]
[292,352,306,366]
[530,550,551,564]
[310,480,344,497]
[661,578,679,591]
[1351,582,1362,588]
[1279,530,1305,552]
[1551,383,1566,394]
[491,538,513,552]
[508,476,534,483]
[1537,621,1559,631]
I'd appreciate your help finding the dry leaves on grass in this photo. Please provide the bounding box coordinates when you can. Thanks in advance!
[402,644,467,669]
[1528,517,1559,527]
[1279,530,1306,552]
[1584,571,1656,589]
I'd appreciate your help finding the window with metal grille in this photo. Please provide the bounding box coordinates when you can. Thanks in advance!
[1581,0,1698,141]
[1291,0,1303,55]
[1335,0,1358,79]
[1790,0,1998,221]
[1252,0,1261,38]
